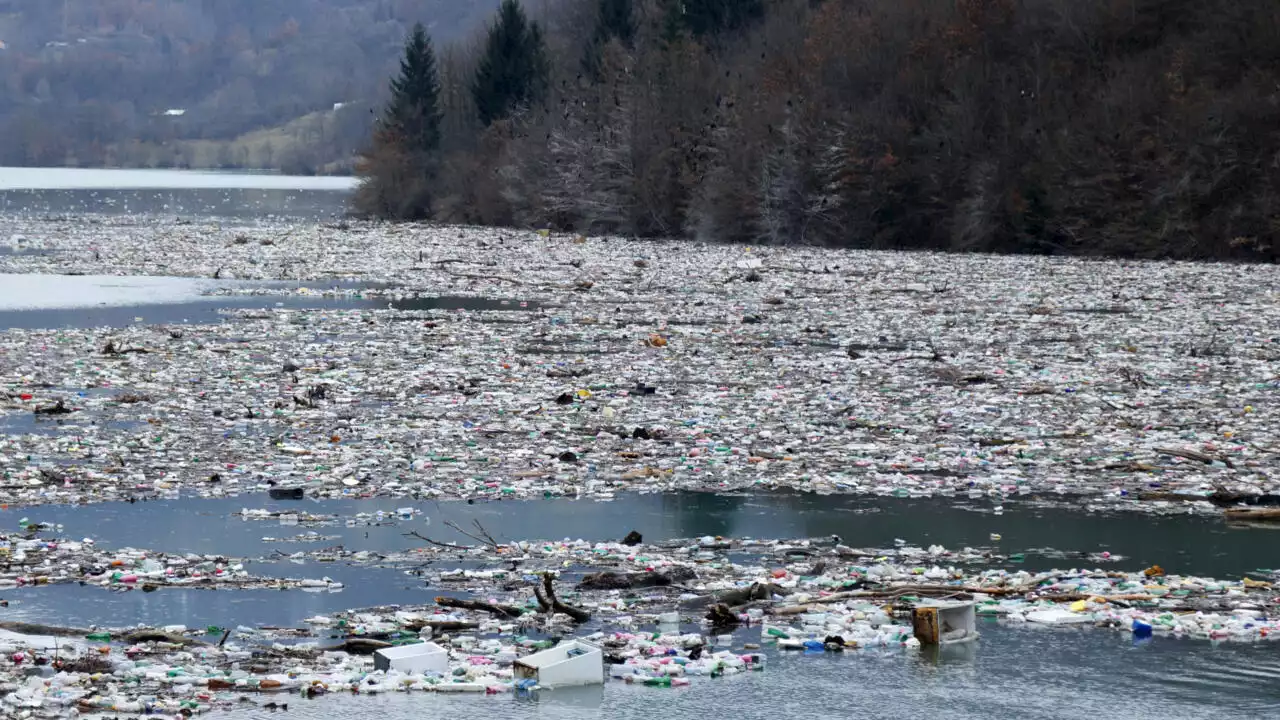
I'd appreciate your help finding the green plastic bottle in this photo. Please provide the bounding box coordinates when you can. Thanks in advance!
[85,632,111,642]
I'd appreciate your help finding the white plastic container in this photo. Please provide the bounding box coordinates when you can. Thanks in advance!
[912,600,980,644]
[513,640,604,688]
[373,642,449,674]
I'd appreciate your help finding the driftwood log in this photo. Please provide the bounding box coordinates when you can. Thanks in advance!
[577,567,696,590]
[706,604,740,628]
[0,622,204,648]
[324,638,392,655]
[401,620,481,633]
[717,582,789,607]
[435,596,524,619]
[1224,508,1280,520]
[0,621,95,638]
[123,630,205,647]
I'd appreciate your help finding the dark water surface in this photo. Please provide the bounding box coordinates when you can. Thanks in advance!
[0,272,538,329]
[7,492,1269,576]
[0,292,536,330]
[1,493,1274,631]
[0,187,351,221]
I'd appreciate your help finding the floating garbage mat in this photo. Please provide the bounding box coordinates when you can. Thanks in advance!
[0,217,1277,514]
[4,529,1280,716]
[0,528,346,593]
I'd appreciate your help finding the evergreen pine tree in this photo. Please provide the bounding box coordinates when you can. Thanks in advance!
[354,23,441,220]
[382,22,441,155]
[681,0,763,37]
[582,0,635,80]
[472,0,548,126]
[660,0,686,47]
[598,0,635,46]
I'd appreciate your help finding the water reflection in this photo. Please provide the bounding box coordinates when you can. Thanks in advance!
[661,493,746,539]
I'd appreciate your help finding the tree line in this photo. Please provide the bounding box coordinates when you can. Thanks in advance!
[355,0,1280,260]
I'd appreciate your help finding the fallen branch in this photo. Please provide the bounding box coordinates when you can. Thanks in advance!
[771,583,1036,614]
[432,258,495,268]
[1154,446,1233,468]
[538,573,590,623]
[435,596,524,619]
[403,531,469,550]
[33,400,74,416]
[577,567,696,590]
[0,621,91,637]
[123,630,204,647]
[443,519,500,549]
[401,620,480,633]
[706,604,740,629]
[717,582,788,607]
[440,267,526,285]
[324,638,391,655]
[1224,508,1280,521]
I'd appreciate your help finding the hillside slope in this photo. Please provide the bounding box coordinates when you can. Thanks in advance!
[0,0,500,169]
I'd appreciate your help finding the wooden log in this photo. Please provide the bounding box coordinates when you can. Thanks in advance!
[123,630,205,647]
[706,604,740,629]
[401,620,480,633]
[577,567,696,590]
[1155,446,1233,468]
[434,596,524,619]
[717,582,788,607]
[1211,490,1280,508]
[1224,508,1280,520]
[324,638,392,655]
[0,621,92,637]
[772,584,1031,614]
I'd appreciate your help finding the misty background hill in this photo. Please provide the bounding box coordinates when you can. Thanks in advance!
[0,0,502,173]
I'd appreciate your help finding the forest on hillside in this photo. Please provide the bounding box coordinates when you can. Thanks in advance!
[0,0,500,172]
[358,0,1280,260]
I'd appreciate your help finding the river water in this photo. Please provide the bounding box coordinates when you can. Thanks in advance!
[1,170,1277,718]
[0,167,354,220]
[0,273,534,329]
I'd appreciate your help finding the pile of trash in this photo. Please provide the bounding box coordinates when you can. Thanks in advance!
[0,529,345,593]
[0,216,1275,514]
[3,527,1279,717]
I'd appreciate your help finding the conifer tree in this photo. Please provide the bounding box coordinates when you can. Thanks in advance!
[354,23,440,220]
[598,0,636,46]
[382,22,441,155]
[681,0,763,37]
[472,0,548,126]
[583,0,636,79]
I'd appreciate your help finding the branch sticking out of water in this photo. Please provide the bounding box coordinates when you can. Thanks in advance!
[402,530,469,550]
[536,573,590,623]
[443,519,500,549]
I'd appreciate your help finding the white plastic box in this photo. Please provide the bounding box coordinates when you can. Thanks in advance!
[513,639,604,688]
[373,642,450,674]
[912,600,978,645]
